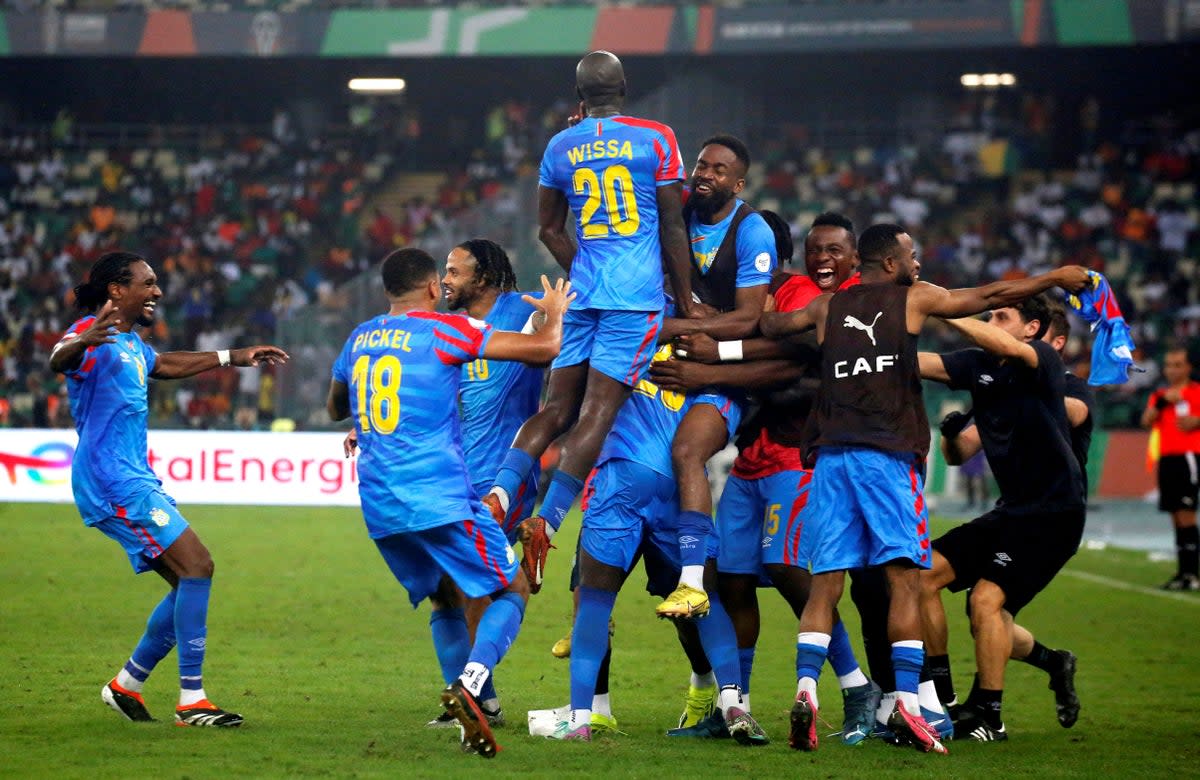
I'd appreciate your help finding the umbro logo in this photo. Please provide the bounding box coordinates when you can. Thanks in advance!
[843,312,884,347]
[761,536,773,548]
[979,374,994,385]
[679,535,700,548]
[993,551,1012,566]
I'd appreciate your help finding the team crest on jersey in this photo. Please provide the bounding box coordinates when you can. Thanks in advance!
[506,544,516,565]
[150,508,170,527]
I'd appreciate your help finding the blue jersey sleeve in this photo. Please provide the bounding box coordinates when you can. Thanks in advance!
[538,146,560,190]
[734,212,777,288]
[332,335,353,383]
[55,316,100,381]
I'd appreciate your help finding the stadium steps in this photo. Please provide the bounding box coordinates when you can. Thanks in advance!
[363,171,447,230]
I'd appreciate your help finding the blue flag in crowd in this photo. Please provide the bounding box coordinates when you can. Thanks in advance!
[1063,270,1143,386]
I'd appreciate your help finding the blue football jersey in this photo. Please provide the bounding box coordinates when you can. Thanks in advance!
[58,316,162,525]
[333,310,492,538]
[539,115,685,311]
[687,199,777,286]
[599,342,693,478]
[460,291,544,496]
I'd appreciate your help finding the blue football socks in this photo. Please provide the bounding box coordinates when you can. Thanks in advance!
[539,470,585,531]
[570,586,618,712]
[175,577,211,694]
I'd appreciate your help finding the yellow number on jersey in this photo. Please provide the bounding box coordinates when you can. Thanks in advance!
[352,354,402,434]
[573,164,641,240]
[466,359,490,381]
[764,503,782,536]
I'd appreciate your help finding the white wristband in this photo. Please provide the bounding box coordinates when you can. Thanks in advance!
[217,349,231,367]
[717,340,744,362]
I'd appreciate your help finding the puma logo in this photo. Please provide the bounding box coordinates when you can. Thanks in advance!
[843,312,883,346]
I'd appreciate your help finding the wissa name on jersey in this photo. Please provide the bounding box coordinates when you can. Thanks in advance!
[566,139,635,166]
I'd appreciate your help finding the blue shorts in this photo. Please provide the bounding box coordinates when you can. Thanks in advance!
[579,459,719,595]
[94,489,190,574]
[475,470,539,545]
[692,389,745,442]
[716,469,813,575]
[375,508,520,608]
[553,307,664,386]
[805,447,931,574]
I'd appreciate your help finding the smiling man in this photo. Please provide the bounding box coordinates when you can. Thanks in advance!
[51,250,288,728]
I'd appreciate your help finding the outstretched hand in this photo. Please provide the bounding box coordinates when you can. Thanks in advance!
[232,345,290,367]
[78,301,122,348]
[524,275,575,320]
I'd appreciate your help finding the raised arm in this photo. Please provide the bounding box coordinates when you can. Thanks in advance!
[152,345,289,380]
[907,265,1090,330]
[49,302,121,374]
[918,352,951,384]
[537,185,574,273]
[656,182,695,318]
[482,276,574,366]
[941,316,1039,369]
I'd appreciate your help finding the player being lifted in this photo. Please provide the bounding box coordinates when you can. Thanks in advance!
[654,135,776,620]
[485,51,696,591]
[327,248,573,758]
[52,251,288,728]
[760,224,1089,754]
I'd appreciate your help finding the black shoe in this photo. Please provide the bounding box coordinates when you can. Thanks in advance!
[954,706,1008,742]
[441,682,499,759]
[1162,574,1200,591]
[1048,650,1080,728]
[101,680,154,722]
[174,700,244,728]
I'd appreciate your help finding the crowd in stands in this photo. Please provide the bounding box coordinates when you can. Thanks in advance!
[2,85,1196,432]
[0,117,397,429]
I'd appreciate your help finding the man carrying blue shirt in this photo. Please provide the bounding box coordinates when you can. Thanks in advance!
[51,251,288,728]
[486,51,696,595]
[327,247,572,758]
[656,135,777,619]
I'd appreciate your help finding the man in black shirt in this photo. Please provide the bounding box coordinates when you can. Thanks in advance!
[933,299,1088,735]
[919,294,1087,742]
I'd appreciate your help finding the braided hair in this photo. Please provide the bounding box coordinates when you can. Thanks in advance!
[73,251,144,311]
[456,238,518,292]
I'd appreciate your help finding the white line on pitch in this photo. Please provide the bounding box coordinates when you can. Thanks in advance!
[1063,569,1200,605]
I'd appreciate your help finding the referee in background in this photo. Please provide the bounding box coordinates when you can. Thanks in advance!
[1142,348,1200,591]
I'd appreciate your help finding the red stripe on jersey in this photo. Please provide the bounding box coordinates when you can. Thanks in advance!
[624,312,660,385]
[433,347,458,366]
[611,116,683,181]
[411,311,487,352]
[67,316,96,335]
[79,355,97,374]
[434,328,476,357]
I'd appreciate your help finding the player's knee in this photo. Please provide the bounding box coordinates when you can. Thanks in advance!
[671,439,707,472]
[968,583,1004,620]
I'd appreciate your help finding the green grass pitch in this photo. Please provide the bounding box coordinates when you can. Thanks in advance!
[2,503,1198,778]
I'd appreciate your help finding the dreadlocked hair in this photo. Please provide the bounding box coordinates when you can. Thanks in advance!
[457,238,518,292]
[74,251,144,311]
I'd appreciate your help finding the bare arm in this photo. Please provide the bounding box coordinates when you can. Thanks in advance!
[760,294,831,340]
[673,331,814,364]
[907,265,1091,331]
[1065,397,1090,428]
[918,352,951,384]
[1141,391,1166,429]
[942,316,1038,368]
[942,424,983,466]
[648,357,803,394]
[663,284,769,341]
[327,379,350,422]
[656,182,694,318]
[152,345,289,380]
[537,185,574,273]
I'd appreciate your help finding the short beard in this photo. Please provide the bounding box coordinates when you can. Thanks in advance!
[690,188,734,221]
